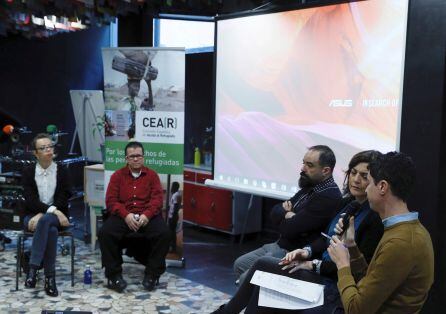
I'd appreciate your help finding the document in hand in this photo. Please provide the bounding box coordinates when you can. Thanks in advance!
[250,270,324,310]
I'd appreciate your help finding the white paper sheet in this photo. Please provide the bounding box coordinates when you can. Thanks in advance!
[258,286,324,310]
[250,270,324,308]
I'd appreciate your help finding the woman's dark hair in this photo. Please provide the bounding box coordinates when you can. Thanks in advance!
[171,181,180,194]
[343,150,382,196]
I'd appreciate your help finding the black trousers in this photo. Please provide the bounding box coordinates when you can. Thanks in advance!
[225,256,342,314]
[98,214,171,278]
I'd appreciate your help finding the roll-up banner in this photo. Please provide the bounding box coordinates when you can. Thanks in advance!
[102,47,185,261]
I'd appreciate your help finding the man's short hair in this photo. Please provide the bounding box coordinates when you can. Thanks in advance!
[31,133,52,150]
[125,141,144,156]
[308,145,336,170]
[368,152,416,202]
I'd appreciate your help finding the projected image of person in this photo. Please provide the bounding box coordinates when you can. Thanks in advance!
[233,145,342,285]
[213,150,384,314]
[22,133,72,297]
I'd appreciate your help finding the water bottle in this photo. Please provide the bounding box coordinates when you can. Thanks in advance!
[83,265,92,288]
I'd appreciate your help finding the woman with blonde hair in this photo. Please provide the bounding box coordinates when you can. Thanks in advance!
[22,133,72,297]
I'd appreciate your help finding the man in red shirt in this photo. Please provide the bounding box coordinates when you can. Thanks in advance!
[99,141,171,293]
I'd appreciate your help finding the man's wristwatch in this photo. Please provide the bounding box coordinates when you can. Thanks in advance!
[312,259,319,272]
[312,259,322,273]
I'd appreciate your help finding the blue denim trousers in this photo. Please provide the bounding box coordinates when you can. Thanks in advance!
[24,213,60,276]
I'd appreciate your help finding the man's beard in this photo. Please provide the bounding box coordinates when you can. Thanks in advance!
[298,172,317,189]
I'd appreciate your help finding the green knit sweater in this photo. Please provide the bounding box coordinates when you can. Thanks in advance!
[337,220,434,314]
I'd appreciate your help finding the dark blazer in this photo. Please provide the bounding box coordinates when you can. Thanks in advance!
[22,163,72,217]
[310,197,384,280]
[270,177,342,251]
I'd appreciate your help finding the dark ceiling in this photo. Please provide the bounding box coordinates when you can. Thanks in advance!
[0,0,336,38]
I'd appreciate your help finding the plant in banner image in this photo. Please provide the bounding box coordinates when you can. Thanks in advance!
[92,114,115,160]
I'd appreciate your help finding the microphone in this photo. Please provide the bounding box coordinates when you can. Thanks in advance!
[338,200,361,236]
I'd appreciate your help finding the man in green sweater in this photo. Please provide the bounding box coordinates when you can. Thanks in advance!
[327,152,434,314]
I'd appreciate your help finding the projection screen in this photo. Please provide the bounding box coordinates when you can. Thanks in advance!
[209,0,409,199]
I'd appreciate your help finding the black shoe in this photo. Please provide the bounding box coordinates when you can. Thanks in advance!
[107,273,127,293]
[211,304,227,314]
[25,267,38,288]
[142,273,159,291]
[44,276,58,297]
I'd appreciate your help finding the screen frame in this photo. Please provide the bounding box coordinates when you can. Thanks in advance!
[210,0,408,199]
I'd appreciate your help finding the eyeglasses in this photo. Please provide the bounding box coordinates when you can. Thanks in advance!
[126,154,144,160]
[36,144,55,152]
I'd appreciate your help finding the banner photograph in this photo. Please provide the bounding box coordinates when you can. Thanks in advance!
[101,47,185,176]
[102,47,185,263]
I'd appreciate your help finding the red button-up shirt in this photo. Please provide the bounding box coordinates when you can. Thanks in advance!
[106,166,163,220]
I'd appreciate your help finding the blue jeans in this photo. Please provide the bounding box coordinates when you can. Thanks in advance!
[24,213,60,276]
